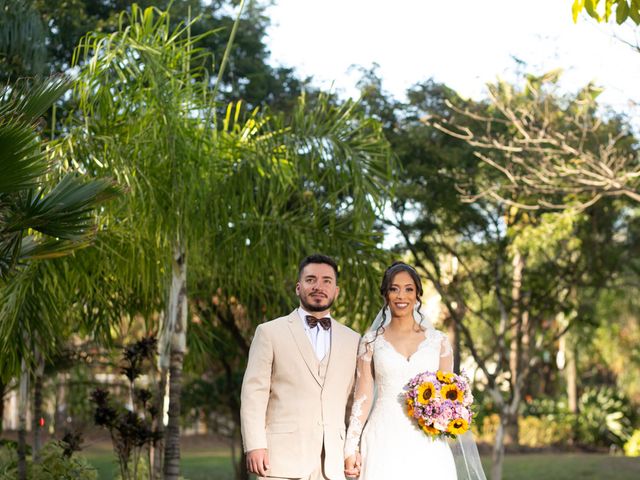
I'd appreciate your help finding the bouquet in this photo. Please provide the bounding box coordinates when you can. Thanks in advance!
[404,370,474,438]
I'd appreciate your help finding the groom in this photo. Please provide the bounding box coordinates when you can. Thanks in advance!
[241,254,361,480]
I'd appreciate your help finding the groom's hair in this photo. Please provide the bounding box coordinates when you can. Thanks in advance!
[298,254,339,280]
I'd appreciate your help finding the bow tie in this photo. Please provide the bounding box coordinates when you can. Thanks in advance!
[306,315,331,330]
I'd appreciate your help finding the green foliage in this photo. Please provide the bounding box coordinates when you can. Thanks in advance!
[522,389,636,448]
[66,3,394,323]
[0,443,17,480]
[624,429,640,456]
[0,75,118,286]
[91,337,161,480]
[22,0,308,110]
[592,284,640,404]
[572,0,640,25]
[0,442,96,480]
[576,386,635,447]
[510,210,583,267]
[519,416,575,448]
[0,0,47,81]
[30,442,97,480]
[66,364,97,428]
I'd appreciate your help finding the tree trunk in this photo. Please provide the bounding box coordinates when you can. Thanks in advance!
[163,246,188,480]
[164,351,184,479]
[491,413,506,480]
[54,372,66,435]
[506,250,525,447]
[447,315,461,374]
[565,336,578,414]
[0,378,5,434]
[32,350,45,462]
[224,358,248,480]
[563,328,578,446]
[17,359,29,480]
[503,409,519,447]
[234,428,248,480]
[151,366,167,480]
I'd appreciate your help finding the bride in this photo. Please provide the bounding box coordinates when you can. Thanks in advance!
[344,262,486,479]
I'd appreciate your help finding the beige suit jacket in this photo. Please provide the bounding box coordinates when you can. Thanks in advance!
[240,310,360,479]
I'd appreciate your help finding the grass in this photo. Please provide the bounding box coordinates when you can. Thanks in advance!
[85,449,234,480]
[498,453,640,480]
[84,450,640,480]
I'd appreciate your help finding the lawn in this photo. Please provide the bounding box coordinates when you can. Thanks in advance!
[86,450,234,480]
[84,450,640,480]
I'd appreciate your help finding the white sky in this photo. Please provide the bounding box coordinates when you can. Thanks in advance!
[265,0,640,114]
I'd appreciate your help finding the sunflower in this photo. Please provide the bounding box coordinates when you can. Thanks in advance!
[441,384,463,402]
[447,418,469,435]
[436,371,454,384]
[419,419,440,436]
[406,398,415,417]
[416,382,436,404]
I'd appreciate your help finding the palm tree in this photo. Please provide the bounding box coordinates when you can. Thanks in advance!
[0,77,118,480]
[67,5,394,479]
[0,0,47,81]
[0,77,117,278]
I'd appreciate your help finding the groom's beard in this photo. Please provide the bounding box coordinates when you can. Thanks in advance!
[299,294,336,313]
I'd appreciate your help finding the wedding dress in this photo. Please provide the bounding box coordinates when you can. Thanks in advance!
[344,325,458,479]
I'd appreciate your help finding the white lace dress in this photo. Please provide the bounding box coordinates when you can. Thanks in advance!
[345,327,457,479]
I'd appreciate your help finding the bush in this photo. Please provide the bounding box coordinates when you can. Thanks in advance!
[519,415,574,447]
[576,386,635,448]
[0,441,96,480]
[31,442,97,480]
[623,429,640,457]
[0,444,17,480]
[473,413,574,447]
[522,396,567,417]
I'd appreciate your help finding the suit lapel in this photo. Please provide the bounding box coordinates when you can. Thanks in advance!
[287,311,323,386]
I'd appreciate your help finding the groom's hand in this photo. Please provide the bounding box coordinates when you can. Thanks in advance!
[246,448,270,476]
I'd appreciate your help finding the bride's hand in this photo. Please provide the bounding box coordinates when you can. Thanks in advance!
[344,452,361,478]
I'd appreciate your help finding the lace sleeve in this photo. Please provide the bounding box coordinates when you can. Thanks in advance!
[439,331,454,373]
[344,332,375,458]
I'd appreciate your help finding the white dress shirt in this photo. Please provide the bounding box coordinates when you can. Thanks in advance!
[298,307,332,361]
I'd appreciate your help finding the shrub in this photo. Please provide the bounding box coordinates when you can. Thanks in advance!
[576,386,635,448]
[0,444,17,480]
[0,440,96,480]
[91,336,161,480]
[473,413,574,447]
[623,429,640,457]
[518,415,574,447]
[30,441,97,480]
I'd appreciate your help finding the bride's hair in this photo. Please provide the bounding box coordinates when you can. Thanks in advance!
[371,262,425,342]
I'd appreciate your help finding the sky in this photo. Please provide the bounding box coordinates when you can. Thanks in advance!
[264,0,640,116]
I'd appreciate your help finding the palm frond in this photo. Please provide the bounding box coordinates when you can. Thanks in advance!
[0,77,72,193]
[17,174,119,240]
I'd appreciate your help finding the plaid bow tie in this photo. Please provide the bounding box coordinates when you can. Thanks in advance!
[306,315,331,330]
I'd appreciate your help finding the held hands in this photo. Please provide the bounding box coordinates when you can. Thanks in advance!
[246,448,270,476]
[344,452,361,478]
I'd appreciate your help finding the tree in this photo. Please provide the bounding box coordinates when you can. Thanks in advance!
[0,0,47,81]
[0,77,116,279]
[65,5,394,479]
[0,77,117,480]
[431,76,637,479]
[434,71,640,211]
[572,0,640,25]
[14,0,309,111]
[356,71,636,480]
